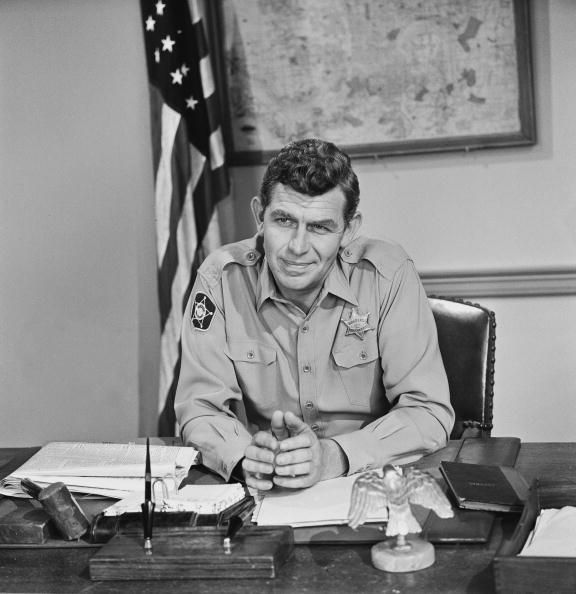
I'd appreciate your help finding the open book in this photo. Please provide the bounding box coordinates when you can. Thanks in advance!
[0,441,198,499]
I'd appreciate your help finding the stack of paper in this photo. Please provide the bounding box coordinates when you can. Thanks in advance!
[252,475,388,528]
[0,441,198,499]
[519,506,576,557]
[102,483,246,515]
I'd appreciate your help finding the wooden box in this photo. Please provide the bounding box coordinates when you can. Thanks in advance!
[89,525,294,580]
[493,483,576,593]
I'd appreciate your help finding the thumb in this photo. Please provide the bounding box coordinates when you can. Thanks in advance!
[271,410,290,441]
[283,411,309,436]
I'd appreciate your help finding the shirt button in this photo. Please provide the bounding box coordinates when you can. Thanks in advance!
[303,364,311,373]
[359,350,367,360]
[247,350,255,360]
[305,401,314,410]
[311,424,319,432]
[301,325,309,333]
[344,249,352,257]
[246,251,256,262]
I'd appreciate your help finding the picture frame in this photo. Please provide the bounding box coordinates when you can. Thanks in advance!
[209,0,535,165]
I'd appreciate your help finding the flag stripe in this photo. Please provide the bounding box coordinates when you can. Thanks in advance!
[159,176,198,409]
[157,116,193,332]
[155,104,182,266]
[140,0,232,432]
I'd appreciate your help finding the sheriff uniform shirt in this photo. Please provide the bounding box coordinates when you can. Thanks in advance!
[175,234,454,481]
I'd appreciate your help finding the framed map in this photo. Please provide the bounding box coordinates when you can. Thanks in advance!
[211,0,535,165]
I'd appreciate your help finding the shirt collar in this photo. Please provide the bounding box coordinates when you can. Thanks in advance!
[256,251,359,310]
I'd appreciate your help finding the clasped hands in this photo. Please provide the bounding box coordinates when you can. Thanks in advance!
[241,410,345,491]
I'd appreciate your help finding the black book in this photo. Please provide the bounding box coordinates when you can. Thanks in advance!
[440,461,529,513]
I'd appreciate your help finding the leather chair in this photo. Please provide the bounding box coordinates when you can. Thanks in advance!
[428,296,496,439]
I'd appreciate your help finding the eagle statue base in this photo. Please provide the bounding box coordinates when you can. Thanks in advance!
[348,464,454,573]
[371,534,435,573]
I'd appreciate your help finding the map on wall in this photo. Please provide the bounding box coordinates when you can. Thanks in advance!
[217,0,535,164]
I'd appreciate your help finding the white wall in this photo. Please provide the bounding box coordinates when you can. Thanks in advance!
[0,1,574,447]
[0,0,158,446]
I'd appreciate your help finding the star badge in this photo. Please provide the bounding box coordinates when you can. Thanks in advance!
[191,292,215,331]
[340,307,374,340]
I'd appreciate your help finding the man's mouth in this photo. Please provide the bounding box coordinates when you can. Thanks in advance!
[281,259,313,272]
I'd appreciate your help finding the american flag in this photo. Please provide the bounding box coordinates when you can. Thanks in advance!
[140,0,231,434]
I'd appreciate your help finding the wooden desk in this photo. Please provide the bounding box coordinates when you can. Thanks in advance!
[1,442,575,593]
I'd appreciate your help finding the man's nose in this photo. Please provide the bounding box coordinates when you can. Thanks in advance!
[288,226,310,255]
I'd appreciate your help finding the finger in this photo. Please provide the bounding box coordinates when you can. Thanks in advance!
[273,461,311,477]
[244,445,275,469]
[272,472,317,489]
[271,410,290,441]
[244,472,274,491]
[277,432,314,453]
[274,447,313,467]
[251,431,279,452]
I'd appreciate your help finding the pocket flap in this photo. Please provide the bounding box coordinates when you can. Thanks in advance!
[332,341,378,369]
[226,341,277,365]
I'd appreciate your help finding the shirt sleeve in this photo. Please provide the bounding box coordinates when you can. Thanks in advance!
[332,259,454,474]
[174,273,252,481]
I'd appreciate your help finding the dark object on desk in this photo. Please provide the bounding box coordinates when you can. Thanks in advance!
[89,525,294,580]
[141,437,155,552]
[422,507,495,544]
[455,436,521,467]
[493,480,576,593]
[20,478,90,540]
[223,498,255,554]
[89,494,255,544]
[440,461,529,513]
[429,296,496,439]
[0,500,54,545]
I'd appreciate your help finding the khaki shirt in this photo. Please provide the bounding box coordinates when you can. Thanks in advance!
[175,234,454,480]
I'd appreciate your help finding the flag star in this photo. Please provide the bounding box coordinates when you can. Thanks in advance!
[186,96,199,110]
[154,48,160,63]
[181,64,190,77]
[161,36,175,52]
[171,69,183,85]
[145,16,156,31]
[155,1,166,16]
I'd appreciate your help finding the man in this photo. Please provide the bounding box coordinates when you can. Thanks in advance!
[175,139,454,491]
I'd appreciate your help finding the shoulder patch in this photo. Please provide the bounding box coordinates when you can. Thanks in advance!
[191,291,216,331]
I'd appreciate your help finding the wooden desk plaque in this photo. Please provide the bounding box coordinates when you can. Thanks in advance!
[89,525,294,580]
[493,481,576,593]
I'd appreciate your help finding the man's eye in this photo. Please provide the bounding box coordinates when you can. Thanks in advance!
[276,217,293,226]
[310,224,329,233]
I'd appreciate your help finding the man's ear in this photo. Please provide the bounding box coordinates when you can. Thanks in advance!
[342,211,363,247]
[250,196,265,230]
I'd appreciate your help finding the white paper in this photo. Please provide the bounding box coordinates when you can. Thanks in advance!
[252,475,388,528]
[519,506,576,557]
[0,441,198,499]
[102,483,246,515]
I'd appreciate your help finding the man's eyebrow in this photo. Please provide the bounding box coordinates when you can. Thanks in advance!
[269,208,293,219]
[269,208,339,229]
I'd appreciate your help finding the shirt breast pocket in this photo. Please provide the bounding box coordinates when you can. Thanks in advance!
[226,341,277,402]
[332,340,380,407]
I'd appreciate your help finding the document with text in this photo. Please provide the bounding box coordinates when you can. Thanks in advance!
[0,441,198,499]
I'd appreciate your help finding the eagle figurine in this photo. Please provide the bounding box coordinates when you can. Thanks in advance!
[348,464,453,551]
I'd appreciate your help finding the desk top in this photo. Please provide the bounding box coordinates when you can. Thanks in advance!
[1,441,575,594]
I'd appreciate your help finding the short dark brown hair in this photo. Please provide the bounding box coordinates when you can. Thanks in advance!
[259,139,360,224]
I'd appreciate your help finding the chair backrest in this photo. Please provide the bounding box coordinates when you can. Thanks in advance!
[428,296,496,439]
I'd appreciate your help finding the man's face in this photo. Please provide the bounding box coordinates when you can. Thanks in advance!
[252,184,360,311]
